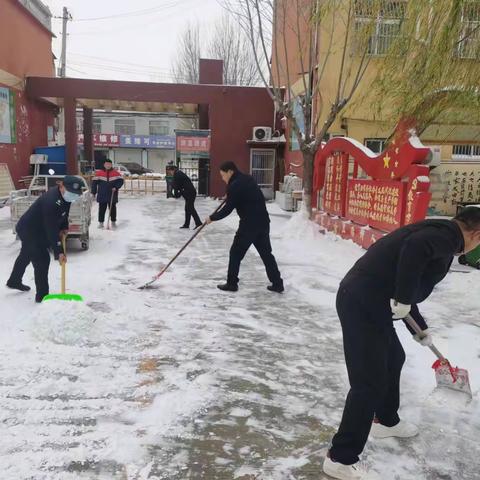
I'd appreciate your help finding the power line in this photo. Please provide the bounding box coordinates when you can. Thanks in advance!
[66,0,190,22]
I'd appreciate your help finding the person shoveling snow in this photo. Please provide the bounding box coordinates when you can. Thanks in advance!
[323,207,480,480]
[6,176,83,303]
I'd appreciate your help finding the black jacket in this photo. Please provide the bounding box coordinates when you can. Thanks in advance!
[341,219,464,330]
[15,187,70,259]
[210,171,270,230]
[172,170,196,199]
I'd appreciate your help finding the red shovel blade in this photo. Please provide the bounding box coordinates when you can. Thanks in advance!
[432,359,472,397]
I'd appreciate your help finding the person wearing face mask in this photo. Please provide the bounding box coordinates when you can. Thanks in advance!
[6,176,83,303]
[91,159,124,228]
[323,206,480,480]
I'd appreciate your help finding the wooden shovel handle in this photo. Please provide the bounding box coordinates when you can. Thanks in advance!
[61,235,66,294]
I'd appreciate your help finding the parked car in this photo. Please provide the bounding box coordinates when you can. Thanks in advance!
[118,162,153,176]
[115,164,131,176]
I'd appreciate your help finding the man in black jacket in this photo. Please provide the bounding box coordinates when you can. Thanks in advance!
[206,161,283,293]
[323,207,480,480]
[6,176,83,303]
[167,165,202,229]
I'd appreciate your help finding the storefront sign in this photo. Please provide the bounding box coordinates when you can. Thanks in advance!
[0,87,16,144]
[77,133,120,146]
[120,135,175,149]
[176,136,210,153]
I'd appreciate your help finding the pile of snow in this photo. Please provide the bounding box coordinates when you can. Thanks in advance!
[30,300,97,345]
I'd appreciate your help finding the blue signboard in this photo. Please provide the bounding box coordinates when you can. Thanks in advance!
[120,135,175,149]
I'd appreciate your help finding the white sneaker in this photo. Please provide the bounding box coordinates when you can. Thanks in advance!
[98,222,104,229]
[323,457,381,480]
[370,420,419,439]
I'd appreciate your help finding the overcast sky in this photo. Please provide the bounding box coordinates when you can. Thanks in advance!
[43,0,225,82]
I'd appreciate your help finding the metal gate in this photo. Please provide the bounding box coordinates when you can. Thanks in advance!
[178,159,210,196]
[250,149,275,200]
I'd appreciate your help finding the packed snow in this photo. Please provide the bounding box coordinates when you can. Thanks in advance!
[0,195,479,479]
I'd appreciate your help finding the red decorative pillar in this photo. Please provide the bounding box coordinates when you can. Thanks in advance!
[83,107,94,171]
[64,97,78,174]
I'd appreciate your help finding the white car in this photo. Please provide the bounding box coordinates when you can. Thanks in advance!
[115,164,131,176]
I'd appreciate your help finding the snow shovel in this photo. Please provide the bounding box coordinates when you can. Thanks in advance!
[405,314,472,397]
[43,235,83,302]
[139,200,226,290]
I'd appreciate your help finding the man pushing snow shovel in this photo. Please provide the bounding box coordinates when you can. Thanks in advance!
[6,176,83,303]
[323,207,480,480]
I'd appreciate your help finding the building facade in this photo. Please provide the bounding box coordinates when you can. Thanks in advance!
[75,111,197,173]
[271,0,480,214]
[0,0,56,186]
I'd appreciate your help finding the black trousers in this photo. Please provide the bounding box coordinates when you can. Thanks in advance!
[227,226,282,286]
[183,194,201,227]
[99,202,117,223]
[330,286,405,465]
[8,239,50,297]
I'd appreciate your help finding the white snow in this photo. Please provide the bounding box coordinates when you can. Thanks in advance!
[0,196,479,479]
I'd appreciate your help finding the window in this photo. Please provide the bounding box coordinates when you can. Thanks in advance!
[114,118,135,135]
[93,118,102,134]
[354,1,406,55]
[365,138,387,153]
[457,1,480,59]
[250,149,275,200]
[149,120,169,136]
[452,144,480,160]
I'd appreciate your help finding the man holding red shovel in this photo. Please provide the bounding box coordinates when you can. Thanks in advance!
[91,159,124,228]
[323,207,480,480]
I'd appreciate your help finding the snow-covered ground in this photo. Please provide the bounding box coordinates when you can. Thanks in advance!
[0,195,479,480]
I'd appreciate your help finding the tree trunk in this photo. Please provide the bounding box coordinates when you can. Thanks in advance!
[302,148,314,217]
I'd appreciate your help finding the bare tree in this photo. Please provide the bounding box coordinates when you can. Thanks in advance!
[171,22,201,84]
[208,14,265,86]
[171,14,265,86]
[222,0,480,215]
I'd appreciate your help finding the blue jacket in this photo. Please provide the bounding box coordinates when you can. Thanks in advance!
[91,168,124,204]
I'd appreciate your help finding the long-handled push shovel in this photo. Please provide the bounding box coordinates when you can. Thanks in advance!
[405,314,472,397]
[106,189,115,230]
[138,200,226,290]
[43,236,83,302]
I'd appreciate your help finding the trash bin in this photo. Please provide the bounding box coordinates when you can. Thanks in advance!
[459,246,480,269]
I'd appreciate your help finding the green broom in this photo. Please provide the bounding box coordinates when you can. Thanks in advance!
[43,236,83,302]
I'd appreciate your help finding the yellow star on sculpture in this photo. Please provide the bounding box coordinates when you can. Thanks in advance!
[383,154,391,168]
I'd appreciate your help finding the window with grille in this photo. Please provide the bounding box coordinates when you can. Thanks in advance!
[250,149,275,199]
[92,118,102,134]
[457,1,480,59]
[149,120,169,136]
[452,144,480,160]
[354,1,406,55]
[365,138,387,153]
[114,118,135,135]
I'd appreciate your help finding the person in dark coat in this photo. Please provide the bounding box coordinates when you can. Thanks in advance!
[6,176,84,303]
[166,165,202,229]
[206,161,283,293]
[91,159,124,228]
[323,207,480,480]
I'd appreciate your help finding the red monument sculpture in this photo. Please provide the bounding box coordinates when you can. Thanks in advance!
[312,123,432,248]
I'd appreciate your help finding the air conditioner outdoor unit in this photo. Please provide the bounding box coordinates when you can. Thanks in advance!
[253,126,272,141]
[426,146,442,167]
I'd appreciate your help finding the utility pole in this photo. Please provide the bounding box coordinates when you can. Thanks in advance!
[58,7,71,77]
